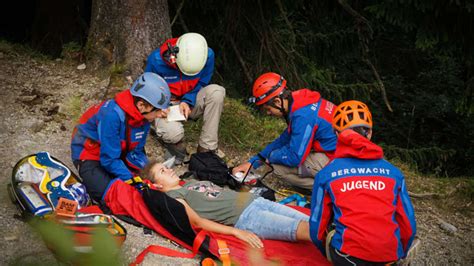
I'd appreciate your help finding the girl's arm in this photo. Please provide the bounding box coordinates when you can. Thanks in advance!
[176,199,264,248]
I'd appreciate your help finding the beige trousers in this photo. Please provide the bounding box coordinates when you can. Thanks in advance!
[272,152,330,190]
[154,84,225,150]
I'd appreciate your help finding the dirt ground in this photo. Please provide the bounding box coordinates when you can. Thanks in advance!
[0,45,472,265]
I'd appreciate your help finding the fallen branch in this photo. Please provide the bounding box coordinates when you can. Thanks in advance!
[230,132,244,145]
[408,185,459,199]
[408,191,440,198]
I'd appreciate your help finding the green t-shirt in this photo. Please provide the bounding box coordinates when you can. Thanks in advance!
[166,180,257,225]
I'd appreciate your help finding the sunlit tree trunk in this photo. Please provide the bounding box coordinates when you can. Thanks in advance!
[87,0,171,77]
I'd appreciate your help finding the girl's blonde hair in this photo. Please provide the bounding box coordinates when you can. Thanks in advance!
[141,160,160,181]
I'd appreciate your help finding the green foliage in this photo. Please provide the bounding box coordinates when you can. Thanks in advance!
[25,219,122,265]
[0,39,51,60]
[33,219,76,260]
[373,51,473,175]
[184,98,286,153]
[171,0,473,176]
[301,65,375,104]
[62,41,82,53]
[110,63,126,75]
[108,64,128,89]
[365,0,473,55]
[65,95,83,122]
[383,145,456,176]
[219,98,286,152]
[89,228,122,266]
[61,41,83,61]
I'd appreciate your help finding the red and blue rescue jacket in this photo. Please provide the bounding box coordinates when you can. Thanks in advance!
[309,130,416,262]
[249,89,337,167]
[144,38,214,107]
[71,90,150,181]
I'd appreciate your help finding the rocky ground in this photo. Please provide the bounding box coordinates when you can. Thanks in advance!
[0,44,472,265]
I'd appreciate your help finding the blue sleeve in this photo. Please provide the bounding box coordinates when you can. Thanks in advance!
[309,172,330,254]
[144,50,159,73]
[267,112,318,167]
[248,128,290,168]
[98,112,133,181]
[397,177,417,257]
[181,48,215,107]
[126,124,151,170]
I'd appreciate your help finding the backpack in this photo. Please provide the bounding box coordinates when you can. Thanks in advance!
[186,152,276,201]
[186,151,241,190]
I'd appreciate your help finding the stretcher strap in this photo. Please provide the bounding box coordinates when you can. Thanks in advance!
[217,239,231,266]
[125,176,143,185]
[129,230,213,266]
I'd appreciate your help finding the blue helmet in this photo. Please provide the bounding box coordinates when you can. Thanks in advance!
[130,72,171,109]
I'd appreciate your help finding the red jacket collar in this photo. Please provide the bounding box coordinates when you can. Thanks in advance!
[290,89,321,113]
[334,130,383,159]
[114,89,145,127]
[160,38,179,69]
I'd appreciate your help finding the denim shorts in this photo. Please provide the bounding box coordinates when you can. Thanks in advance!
[234,197,309,242]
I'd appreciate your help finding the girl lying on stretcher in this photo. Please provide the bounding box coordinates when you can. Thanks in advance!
[142,161,311,248]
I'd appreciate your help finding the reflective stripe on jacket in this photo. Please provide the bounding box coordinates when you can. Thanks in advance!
[250,89,337,167]
[71,90,150,180]
[145,38,215,107]
[310,130,416,262]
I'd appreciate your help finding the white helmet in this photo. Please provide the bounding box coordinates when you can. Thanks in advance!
[176,33,208,76]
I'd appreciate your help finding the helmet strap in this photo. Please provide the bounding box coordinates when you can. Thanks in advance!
[283,93,294,124]
[278,95,289,124]
[266,94,290,124]
[164,43,179,64]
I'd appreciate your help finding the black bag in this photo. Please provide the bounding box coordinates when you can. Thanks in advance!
[186,151,241,190]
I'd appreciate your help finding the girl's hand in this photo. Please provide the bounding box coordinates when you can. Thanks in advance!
[232,162,251,175]
[232,228,264,248]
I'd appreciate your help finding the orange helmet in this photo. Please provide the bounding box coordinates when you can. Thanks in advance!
[332,100,373,132]
[250,72,287,106]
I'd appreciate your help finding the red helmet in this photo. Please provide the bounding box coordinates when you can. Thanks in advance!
[251,72,287,106]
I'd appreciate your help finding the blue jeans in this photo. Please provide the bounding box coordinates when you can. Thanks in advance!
[234,197,309,242]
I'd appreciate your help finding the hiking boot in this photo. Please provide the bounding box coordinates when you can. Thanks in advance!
[197,145,226,158]
[162,141,187,165]
[197,145,212,153]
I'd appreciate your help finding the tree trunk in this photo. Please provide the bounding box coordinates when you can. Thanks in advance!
[87,0,171,78]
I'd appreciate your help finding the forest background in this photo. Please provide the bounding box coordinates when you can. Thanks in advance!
[1,0,473,177]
